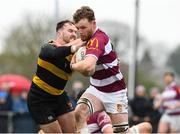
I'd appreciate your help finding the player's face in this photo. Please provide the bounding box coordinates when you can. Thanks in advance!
[163,75,174,86]
[58,23,78,44]
[75,18,95,41]
[136,89,145,97]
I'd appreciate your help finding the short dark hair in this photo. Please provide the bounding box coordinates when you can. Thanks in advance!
[164,71,175,78]
[73,6,95,23]
[56,20,74,32]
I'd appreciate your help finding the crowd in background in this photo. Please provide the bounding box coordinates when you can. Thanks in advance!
[0,82,28,113]
[128,85,162,133]
[0,82,37,133]
[0,76,179,133]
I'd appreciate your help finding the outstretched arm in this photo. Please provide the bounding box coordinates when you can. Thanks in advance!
[41,39,84,58]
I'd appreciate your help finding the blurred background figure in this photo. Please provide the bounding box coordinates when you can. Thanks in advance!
[69,80,84,108]
[12,89,28,113]
[72,80,84,100]
[12,88,36,133]
[0,82,13,133]
[0,75,36,133]
[0,74,30,113]
[156,72,180,133]
[129,85,151,126]
[0,82,13,111]
[149,87,162,133]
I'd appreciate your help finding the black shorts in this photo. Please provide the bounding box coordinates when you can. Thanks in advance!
[27,87,74,125]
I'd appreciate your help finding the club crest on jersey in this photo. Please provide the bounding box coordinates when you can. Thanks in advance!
[116,104,122,112]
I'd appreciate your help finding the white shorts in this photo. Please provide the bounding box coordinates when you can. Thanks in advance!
[84,85,128,114]
[160,113,180,132]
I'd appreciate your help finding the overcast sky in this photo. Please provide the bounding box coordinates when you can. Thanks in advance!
[0,0,180,50]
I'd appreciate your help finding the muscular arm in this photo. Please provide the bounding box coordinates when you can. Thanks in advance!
[71,34,106,76]
[71,56,97,76]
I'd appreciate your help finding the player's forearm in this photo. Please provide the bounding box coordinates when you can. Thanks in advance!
[71,60,95,75]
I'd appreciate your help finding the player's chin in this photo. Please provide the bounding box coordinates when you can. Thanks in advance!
[80,36,87,41]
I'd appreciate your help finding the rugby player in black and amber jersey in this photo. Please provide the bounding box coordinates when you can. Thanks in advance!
[27,20,84,133]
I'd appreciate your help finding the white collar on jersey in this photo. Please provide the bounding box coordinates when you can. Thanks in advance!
[168,81,176,87]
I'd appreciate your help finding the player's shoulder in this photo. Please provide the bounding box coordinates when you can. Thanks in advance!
[41,42,55,49]
[39,42,56,58]
[95,29,107,36]
[172,83,180,92]
[95,29,108,37]
[92,29,109,42]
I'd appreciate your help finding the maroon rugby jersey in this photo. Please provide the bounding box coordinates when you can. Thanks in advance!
[162,82,180,115]
[85,29,126,92]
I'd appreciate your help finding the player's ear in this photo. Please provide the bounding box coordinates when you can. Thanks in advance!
[57,30,63,38]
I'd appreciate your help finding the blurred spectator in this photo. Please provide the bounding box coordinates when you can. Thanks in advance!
[129,85,151,125]
[72,80,84,99]
[12,89,28,113]
[156,72,180,133]
[11,89,36,132]
[13,112,37,133]
[0,81,36,133]
[69,80,84,108]
[0,82,13,132]
[149,87,162,133]
[0,82,13,111]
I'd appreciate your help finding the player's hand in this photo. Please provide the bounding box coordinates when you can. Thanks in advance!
[48,39,60,47]
[70,39,86,52]
[48,39,56,45]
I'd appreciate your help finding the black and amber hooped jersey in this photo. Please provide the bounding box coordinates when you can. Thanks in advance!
[31,44,73,96]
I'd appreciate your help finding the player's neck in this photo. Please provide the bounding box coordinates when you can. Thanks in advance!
[92,26,98,35]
